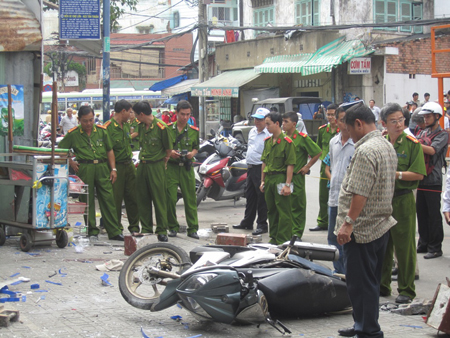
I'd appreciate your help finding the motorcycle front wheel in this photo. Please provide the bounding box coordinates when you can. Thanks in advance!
[196,185,209,206]
[119,243,191,310]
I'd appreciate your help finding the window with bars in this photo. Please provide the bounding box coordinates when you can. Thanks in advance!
[253,7,274,27]
[374,0,422,33]
[212,7,231,21]
[295,0,320,26]
[219,97,231,121]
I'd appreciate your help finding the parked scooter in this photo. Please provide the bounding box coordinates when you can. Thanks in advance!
[118,237,351,334]
[196,130,247,206]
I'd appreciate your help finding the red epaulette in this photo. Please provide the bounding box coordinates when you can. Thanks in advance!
[406,135,419,143]
[284,136,293,143]
[189,125,199,131]
[68,126,78,133]
[292,133,297,139]
[97,124,107,129]
[103,121,111,127]
[156,122,166,130]
[299,132,307,138]
[264,136,271,141]
[318,124,327,130]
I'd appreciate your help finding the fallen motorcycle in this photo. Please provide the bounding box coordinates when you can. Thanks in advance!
[118,237,351,334]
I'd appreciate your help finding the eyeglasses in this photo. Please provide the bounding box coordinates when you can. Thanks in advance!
[388,117,406,125]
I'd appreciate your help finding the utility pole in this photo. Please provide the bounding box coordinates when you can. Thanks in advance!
[198,0,208,139]
[103,0,111,122]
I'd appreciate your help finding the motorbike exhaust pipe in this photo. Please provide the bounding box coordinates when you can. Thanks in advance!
[149,267,181,279]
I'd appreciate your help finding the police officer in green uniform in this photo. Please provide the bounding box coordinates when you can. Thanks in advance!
[282,112,322,238]
[166,100,200,239]
[59,106,124,241]
[379,103,426,304]
[310,103,339,231]
[133,101,173,242]
[128,110,140,151]
[260,112,296,245]
[104,99,141,236]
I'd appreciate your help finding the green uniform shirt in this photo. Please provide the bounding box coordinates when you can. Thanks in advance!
[58,125,113,160]
[138,118,173,161]
[104,117,132,162]
[387,132,427,191]
[129,118,140,150]
[261,134,296,173]
[290,130,322,173]
[317,123,339,160]
[167,122,199,164]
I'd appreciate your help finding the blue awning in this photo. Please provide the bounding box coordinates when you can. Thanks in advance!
[149,75,187,91]
[164,93,189,105]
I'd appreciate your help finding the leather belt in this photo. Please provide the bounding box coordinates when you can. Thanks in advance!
[78,159,106,164]
[169,161,185,167]
[266,171,283,175]
[247,164,262,168]
[141,158,163,164]
[116,160,131,165]
[393,189,412,198]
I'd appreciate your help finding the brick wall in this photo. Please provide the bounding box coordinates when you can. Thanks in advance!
[379,34,450,75]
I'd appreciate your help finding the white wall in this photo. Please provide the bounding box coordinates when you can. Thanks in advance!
[384,73,450,105]
[435,0,450,18]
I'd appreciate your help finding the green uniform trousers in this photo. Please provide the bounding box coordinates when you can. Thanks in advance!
[113,162,140,233]
[292,173,307,238]
[166,162,199,234]
[316,162,329,229]
[265,173,293,245]
[78,163,121,239]
[136,160,168,235]
[380,192,416,299]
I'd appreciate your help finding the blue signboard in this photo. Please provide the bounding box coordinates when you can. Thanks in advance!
[143,95,162,99]
[59,0,101,40]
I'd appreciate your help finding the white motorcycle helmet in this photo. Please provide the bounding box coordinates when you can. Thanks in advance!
[418,102,443,117]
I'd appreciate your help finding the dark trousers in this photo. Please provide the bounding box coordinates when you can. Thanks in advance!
[416,185,444,253]
[240,165,268,230]
[344,232,389,338]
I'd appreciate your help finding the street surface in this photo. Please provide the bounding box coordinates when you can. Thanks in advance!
[1,164,449,337]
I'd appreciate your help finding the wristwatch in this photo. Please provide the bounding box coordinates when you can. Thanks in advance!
[344,215,355,225]
[112,168,117,172]
[398,171,403,180]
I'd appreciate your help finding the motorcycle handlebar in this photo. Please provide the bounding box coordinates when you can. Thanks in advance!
[289,236,298,247]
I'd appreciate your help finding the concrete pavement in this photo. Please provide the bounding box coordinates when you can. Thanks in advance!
[1,163,449,337]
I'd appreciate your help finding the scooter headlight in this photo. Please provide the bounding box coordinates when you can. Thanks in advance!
[199,163,207,174]
[179,273,218,292]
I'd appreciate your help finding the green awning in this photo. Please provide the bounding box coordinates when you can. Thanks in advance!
[300,37,374,76]
[191,69,260,98]
[254,53,313,73]
[253,37,374,76]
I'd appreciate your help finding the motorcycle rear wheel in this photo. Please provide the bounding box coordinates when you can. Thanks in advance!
[119,243,191,310]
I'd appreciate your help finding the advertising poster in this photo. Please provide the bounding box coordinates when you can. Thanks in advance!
[0,85,25,136]
[35,163,68,229]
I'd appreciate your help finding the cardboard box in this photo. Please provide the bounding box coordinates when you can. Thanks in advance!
[426,281,450,334]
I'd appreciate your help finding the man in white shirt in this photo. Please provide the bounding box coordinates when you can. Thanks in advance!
[60,108,78,134]
[233,108,271,235]
[369,100,381,130]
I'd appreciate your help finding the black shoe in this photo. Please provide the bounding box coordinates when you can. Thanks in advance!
[309,226,327,231]
[110,234,124,241]
[415,275,419,280]
[232,224,253,230]
[338,327,355,337]
[391,267,398,275]
[188,232,199,239]
[157,234,168,242]
[395,295,412,304]
[252,228,268,235]
[424,251,442,259]
[417,246,427,253]
[168,230,177,237]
